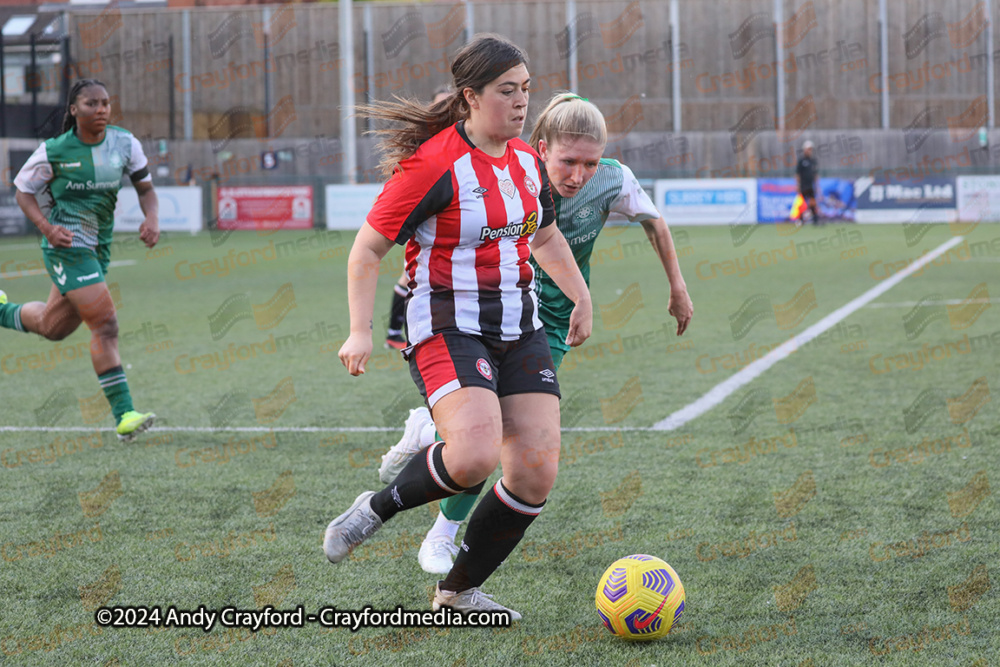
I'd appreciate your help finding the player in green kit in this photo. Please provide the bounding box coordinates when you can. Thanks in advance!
[377,92,694,572]
[0,79,159,440]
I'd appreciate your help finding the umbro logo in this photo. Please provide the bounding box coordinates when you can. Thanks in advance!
[473,186,488,199]
[539,368,556,383]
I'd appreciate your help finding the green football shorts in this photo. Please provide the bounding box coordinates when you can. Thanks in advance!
[546,326,570,371]
[42,244,111,295]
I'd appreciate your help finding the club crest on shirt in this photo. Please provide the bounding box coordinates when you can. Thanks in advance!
[498,179,516,199]
[575,204,596,221]
[476,358,493,380]
[524,175,538,197]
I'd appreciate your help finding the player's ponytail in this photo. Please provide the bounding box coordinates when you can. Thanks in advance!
[61,79,108,134]
[360,33,528,178]
[529,92,607,153]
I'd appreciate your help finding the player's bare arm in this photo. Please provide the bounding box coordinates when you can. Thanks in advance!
[135,181,160,249]
[339,222,397,375]
[15,190,73,247]
[639,216,693,336]
[529,222,592,346]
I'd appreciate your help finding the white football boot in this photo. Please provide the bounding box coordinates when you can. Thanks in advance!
[433,582,522,621]
[418,534,460,574]
[378,407,434,483]
[323,491,383,563]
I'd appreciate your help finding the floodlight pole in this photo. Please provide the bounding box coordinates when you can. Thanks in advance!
[774,0,784,131]
[30,32,38,137]
[879,0,889,128]
[670,0,681,133]
[1,32,6,138]
[339,0,357,184]
[464,0,474,42]
[182,10,192,140]
[168,35,175,140]
[987,1,995,128]
[363,2,374,131]
[567,0,578,93]
[263,6,272,138]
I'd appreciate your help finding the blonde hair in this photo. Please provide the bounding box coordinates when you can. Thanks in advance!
[529,92,607,152]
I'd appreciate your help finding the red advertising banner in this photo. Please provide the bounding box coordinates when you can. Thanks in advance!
[217,186,314,230]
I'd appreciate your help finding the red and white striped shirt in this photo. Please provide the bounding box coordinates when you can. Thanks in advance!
[367,121,556,345]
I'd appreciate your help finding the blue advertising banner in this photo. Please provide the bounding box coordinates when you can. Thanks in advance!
[854,176,956,223]
[757,178,798,223]
[757,178,857,222]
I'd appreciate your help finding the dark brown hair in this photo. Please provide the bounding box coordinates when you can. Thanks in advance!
[62,79,108,134]
[359,33,528,178]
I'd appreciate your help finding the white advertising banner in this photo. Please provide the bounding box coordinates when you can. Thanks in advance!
[325,184,384,230]
[654,178,757,224]
[957,175,1000,222]
[114,186,203,233]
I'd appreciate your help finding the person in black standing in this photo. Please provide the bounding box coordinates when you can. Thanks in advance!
[796,140,820,225]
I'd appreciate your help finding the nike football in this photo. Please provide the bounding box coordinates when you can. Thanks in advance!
[595,554,685,641]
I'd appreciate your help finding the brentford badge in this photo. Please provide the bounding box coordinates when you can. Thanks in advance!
[524,175,538,197]
[476,358,493,380]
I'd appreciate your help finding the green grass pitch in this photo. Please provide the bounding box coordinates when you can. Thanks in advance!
[1,221,997,666]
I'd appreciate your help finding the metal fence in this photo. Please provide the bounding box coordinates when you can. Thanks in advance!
[2,0,999,181]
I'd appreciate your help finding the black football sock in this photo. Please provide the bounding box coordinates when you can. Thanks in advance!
[369,442,483,523]
[441,478,544,593]
[387,284,407,337]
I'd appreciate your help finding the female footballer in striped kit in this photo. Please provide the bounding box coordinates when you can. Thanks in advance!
[0,79,158,440]
[324,35,593,619]
[379,92,694,574]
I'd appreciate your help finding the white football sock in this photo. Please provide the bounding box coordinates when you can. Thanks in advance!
[427,511,461,542]
[419,422,437,449]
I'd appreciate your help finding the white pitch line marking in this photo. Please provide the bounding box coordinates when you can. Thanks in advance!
[0,425,643,433]
[651,236,967,431]
[0,237,970,436]
[866,297,1000,309]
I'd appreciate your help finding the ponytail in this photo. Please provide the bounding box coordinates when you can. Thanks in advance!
[357,93,468,179]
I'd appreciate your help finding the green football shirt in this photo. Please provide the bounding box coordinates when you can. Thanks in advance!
[14,126,151,249]
[532,158,660,339]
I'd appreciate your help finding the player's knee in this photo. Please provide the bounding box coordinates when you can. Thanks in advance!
[508,454,558,495]
[39,312,77,341]
[505,472,556,506]
[445,449,498,488]
[41,326,73,342]
[93,314,119,340]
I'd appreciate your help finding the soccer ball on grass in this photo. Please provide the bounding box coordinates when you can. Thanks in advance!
[595,554,685,641]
